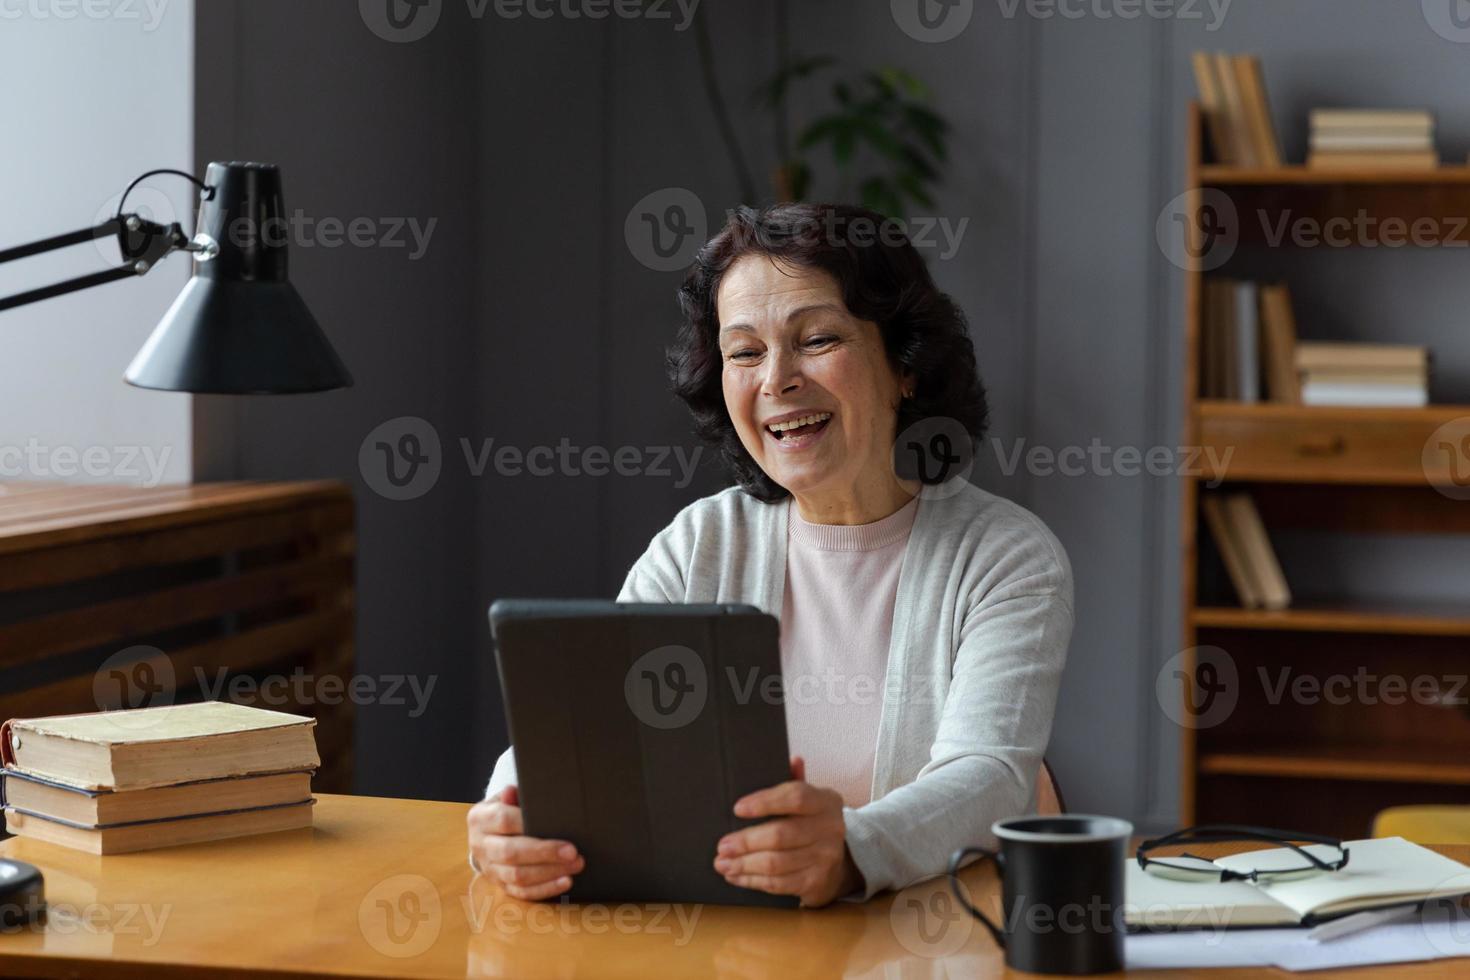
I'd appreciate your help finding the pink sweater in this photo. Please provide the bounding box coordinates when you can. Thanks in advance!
[779,496,920,808]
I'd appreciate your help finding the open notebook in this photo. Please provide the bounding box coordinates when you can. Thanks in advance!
[1126,836,1470,930]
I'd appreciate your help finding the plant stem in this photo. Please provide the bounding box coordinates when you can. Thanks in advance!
[693,3,757,203]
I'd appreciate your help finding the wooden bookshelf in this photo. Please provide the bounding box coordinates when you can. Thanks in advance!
[1178,103,1470,837]
[1200,164,1470,185]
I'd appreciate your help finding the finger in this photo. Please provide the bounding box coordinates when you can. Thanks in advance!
[715,842,826,878]
[467,800,523,836]
[790,756,806,782]
[722,870,808,898]
[491,855,585,888]
[503,874,575,902]
[718,816,827,858]
[733,781,826,819]
[479,834,579,866]
[499,785,520,807]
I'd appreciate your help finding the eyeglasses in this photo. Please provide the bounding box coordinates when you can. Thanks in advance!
[1137,824,1349,884]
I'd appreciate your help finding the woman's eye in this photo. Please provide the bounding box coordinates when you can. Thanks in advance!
[804,335,837,349]
[727,349,760,362]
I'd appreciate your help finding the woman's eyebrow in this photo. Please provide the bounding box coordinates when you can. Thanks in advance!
[720,303,844,335]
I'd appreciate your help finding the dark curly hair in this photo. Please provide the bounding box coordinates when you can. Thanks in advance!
[667,202,988,502]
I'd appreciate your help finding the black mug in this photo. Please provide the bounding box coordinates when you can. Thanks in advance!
[948,815,1132,975]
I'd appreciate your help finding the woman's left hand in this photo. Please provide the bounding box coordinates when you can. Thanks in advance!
[713,757,863,907]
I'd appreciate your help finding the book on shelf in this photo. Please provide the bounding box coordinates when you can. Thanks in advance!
[1200,493,1290,611]
[1306,150,1438,169]
[1202,285,1431,407]
[1296,341,1430,406]
[1,701,320,854]
[1258,283,1301,404]
[1203,278,1296,402]
[1233,281,1260,403]
[1191,51,1280,166]
[1307,108,1437,170]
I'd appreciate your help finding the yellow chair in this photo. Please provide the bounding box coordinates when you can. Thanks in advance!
[1372,806,1470,845]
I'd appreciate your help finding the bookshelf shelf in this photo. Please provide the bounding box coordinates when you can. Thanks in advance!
[1197,401,1470,424]
[1199,745,1470,785]
[1178,102,1470,837]
[1193,601,1470,637]
[1201,164,1470,185]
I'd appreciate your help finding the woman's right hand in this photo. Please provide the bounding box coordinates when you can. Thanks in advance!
[466,785,585,900]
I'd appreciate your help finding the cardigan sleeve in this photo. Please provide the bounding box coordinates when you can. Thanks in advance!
[841,541,1074,899]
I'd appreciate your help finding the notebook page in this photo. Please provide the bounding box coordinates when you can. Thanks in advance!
[1216,837,1470,920]
[1124,860,1297,929]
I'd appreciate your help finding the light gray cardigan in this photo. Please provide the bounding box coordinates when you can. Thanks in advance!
[484,479,1074,899]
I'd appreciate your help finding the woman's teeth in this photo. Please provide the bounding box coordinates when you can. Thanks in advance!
[767,412,832,435]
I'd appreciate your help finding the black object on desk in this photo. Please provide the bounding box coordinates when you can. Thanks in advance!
[0,859,44,928]
[490,599,797,908]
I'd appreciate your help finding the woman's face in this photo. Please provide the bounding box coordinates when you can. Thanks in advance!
[717,254,908,507]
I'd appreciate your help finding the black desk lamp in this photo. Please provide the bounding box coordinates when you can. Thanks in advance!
[0,162,352,394]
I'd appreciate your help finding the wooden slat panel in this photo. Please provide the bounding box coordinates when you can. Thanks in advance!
[0,481,349,554]
[0,554,353,671]
[0,606,353,721]
[0,480,356,794]
[0,502,352,593]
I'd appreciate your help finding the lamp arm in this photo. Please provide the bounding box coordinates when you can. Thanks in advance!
[0,214,199,314]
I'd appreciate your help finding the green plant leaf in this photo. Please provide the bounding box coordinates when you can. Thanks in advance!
[833,124,856,166]
[859,176,904,219]
[790,159,812,200]
[880,66,928,99]
[796,114,849,150]
[853,115,906,162]
[895,171,935,209]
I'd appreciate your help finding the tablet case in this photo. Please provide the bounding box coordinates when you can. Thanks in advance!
[490,599,797,908]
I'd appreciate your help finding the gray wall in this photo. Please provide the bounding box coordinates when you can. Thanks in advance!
[0,0,194,486]
[194,0,482,800]
[192,2,1470,825]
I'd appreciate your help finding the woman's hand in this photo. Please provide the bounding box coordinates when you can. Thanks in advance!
[467,785,585,901]
[712,757,863,907]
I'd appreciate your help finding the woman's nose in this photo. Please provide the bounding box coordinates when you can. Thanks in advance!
[760,349,803,396]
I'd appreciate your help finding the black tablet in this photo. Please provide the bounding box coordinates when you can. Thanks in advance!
[489,599,796,908]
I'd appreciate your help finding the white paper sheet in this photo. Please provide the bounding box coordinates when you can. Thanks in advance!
[1127,902,1470,972]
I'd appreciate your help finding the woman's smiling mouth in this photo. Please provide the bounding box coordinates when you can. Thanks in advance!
[765,411,833,449]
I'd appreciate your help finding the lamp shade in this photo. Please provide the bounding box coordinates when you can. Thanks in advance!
[125,162,353,394]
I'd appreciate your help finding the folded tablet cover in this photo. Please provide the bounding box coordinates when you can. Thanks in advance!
[491,599,797,908]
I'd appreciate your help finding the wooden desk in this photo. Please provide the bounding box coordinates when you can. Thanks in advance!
[0,795,1465,979]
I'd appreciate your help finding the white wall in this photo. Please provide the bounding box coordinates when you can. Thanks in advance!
[0,0,194,486]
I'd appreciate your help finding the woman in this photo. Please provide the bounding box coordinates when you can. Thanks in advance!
[468,203,1073,907]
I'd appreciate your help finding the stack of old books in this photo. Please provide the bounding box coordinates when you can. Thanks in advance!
[1297,342,1430,407]
[1307,109,1437,170]
[1,701,318,854]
